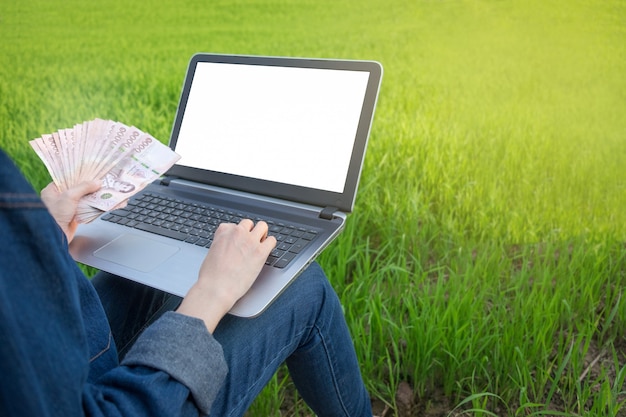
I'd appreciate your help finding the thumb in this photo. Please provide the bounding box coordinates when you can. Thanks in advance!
[66,180,101,200]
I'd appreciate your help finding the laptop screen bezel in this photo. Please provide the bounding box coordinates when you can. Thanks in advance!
[166,53,382,213]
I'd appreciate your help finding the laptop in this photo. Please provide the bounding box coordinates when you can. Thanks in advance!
[70,53,383,317]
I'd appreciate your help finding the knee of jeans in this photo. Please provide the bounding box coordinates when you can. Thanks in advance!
[289,262,342,316]
[296,262,331,295]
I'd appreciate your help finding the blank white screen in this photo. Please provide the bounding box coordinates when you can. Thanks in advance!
[174,62,370,193]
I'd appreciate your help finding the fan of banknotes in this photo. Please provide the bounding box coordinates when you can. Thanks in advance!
[30,118,181,223]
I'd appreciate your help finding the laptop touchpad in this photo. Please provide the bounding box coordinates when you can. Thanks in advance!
[94,234,180,273]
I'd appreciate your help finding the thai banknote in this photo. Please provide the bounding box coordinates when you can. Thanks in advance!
[80,132,181,211]
[30,119,180,223]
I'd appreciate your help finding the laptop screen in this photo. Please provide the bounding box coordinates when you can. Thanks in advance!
[174,62,369,193]
[168,54,382,212]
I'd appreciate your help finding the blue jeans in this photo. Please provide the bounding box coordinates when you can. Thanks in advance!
[93,262,372,416]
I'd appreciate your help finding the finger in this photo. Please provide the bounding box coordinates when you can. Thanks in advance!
[41,182,61,197]
[65,180,101,200]
[238,218,254,231]
[251,220,269,241]
[261,235,277,250]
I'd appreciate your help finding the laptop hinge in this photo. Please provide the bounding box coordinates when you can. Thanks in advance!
[319,206,338,220]
[159,176,178,186]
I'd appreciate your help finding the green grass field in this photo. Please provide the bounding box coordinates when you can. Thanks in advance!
[2,0,626,415]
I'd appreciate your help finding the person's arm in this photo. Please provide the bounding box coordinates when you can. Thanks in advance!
[36,179,276,412]
[176,219,276,332]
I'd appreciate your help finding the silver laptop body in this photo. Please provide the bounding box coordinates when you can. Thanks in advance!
[70,53,383,317]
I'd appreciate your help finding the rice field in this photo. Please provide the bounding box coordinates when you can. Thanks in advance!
[1,0,626,415]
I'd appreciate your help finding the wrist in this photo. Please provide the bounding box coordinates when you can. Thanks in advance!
[176,284,233,333]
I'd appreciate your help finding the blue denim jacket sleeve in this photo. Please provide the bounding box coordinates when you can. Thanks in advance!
[0,149,226,416]
[121,311,229,412]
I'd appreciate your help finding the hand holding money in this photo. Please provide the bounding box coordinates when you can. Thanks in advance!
[30,119,180,223]
[40,180,102,241]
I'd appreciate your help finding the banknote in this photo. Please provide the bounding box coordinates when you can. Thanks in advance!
[81,132,181,211]
[30,119,180,223]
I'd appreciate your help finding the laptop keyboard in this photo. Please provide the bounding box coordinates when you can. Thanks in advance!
[101,192,318,269]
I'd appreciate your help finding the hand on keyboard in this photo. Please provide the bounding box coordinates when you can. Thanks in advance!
[176,219,276,332]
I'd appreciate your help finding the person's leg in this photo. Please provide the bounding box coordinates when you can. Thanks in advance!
[210,262,372,417]
[91,272,182,359]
